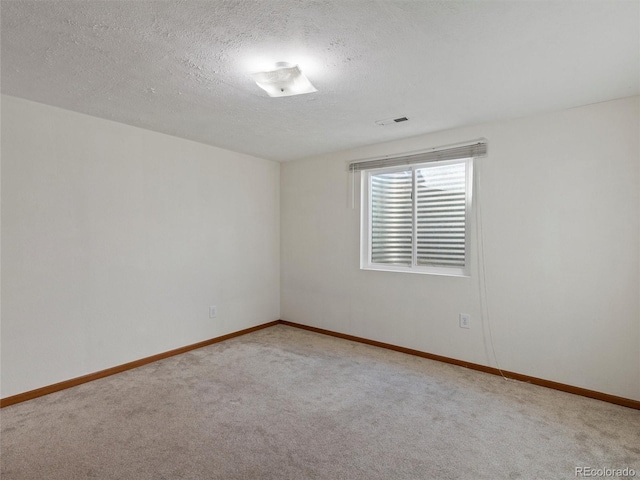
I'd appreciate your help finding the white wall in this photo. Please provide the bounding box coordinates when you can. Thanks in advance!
[281,96,640,401]
[1,95,280,398]
[2,95,638,402]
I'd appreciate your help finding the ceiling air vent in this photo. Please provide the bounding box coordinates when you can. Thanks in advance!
[375,116,409,126]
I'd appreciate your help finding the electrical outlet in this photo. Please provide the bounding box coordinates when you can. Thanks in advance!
[459,313,470,329]
[209,305,217,319]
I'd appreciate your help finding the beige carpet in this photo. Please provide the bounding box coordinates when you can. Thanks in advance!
[1,324,639,479]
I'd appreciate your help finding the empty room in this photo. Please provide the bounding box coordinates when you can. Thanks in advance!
[1,1,639,479]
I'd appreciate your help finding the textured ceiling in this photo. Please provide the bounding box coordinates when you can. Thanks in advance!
[2,0,639,161]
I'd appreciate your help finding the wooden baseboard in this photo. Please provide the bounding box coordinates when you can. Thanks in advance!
[3,319,638,410]
[0,320,279,408]
[278,320,640,410]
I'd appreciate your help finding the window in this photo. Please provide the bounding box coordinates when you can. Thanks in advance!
[360,157,473,276]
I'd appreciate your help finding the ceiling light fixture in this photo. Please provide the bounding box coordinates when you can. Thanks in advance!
[251,62,317,97]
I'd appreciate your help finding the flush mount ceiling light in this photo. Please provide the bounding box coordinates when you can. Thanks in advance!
[251,62,317,97]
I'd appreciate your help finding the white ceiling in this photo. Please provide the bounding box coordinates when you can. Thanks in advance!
[2,0,639,161]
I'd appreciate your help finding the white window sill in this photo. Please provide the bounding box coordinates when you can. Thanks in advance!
[361,264,470,278]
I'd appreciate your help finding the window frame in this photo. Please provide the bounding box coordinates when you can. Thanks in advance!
[360,157,473,277]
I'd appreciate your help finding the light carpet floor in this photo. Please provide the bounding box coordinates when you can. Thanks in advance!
[1,324,639,479]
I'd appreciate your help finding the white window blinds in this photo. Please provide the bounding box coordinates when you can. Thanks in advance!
[350,140,486,172]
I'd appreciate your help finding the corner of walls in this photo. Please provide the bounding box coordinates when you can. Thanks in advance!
[280,96,640,401]
[0,95,281,398]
